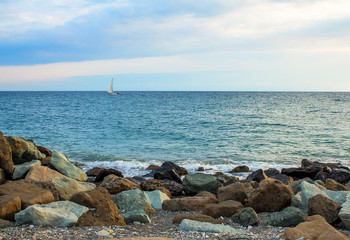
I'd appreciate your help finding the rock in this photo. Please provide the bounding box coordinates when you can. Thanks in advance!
[172,214,224,224]
[179,219,247,235]
[0,218,16,228]
[183,173,223,195]
[146,165,160,171]
[291,192,303,209]
[6,136,45,164]
[162,179,184,196]
[15,201,89,227]
[281,167,320,180]
[76,200,126,226]
[338,193,350,230]
[216,174,239,185]
[141,190,170,209]
[70,187,114,208]
[197,167,205,171]
[264,168,280,177]
[86,167,105,176]
[0,169,6,184]
[29,181,61,201]
[156,161,188,176]
[162,191,218,212]
[246,178,294,212]
[283,215,348,240]
[50,150,87,181]
[229,165,250,173]
[154,169,182,184]
[50,177,95,200]
[99,175,140,194]
[0,195,21,221]
[94,168,124,182]
[36,146,52,166]
[299,181,328,209]
[203,200,244,218]
[324,190,348,205]
[0,131,15,177]
[0,180,54,209]
[13,160,41,179]
[324,178,350,191]
[271,174,294,185]
[301,159,312,168]
[327,169,350,184]
[123,209,151,224]
[140,179,172,197]
[289,178,312,194]
[268,206,307,227]
[246,169,268,183]
[231,207,259,227]
[314,171,329,182]
[308,194,340,225]
[24,166,66,182]
[217,182,248,204]
[126,176,146,185]
[114,189,155,215]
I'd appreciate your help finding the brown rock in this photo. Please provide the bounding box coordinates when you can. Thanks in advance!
[284,215,348,240]
[246,169,268,183]
[99,175,140,194]
[271,174,294,185]
[70,187,114,208]
[0,131,15,177]
[0,180,54,209]
[36,146,52,166]
[162,191,218,212]
[0,218,16,228]
[308,194,340,224]
[24,166,66,182]
[229,165,250,173]
[0,195,21,221]
[246,178,294,212]
[146,165,160,171]
[94,168,124,182]
[141,179,166,191]
[217,182,248,204]
[5,136,45,164]
[203,200,244,218]
[28,181,60,201]
[0,169,6,184]
[324,178,350,191]
[172,214,225,224]
[86,167,105,176]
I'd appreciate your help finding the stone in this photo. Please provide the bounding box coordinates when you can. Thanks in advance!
[0,195,21,221]
[0,131,15,177]
[281,167,319,180]
[29,181,61,201]
[154,169,182,184]
[299,181,328,209]
[0,180,54,209]
[324,178,350,191]
[203,200,244,218]
[146,165,160,171]
[308,194,340,224]
[338,193,350,230]
[246,178,294,212]
[231,207,259,227]
[15,201,89,227]
[291,192,303,209]
[197,166,205,171]
[6,136,45,164]
[50,177,95,200]
[216,174,239,185]
[0,218,16,228]
[36,146,52,166]
[140,179,172,197]
[301,159,312,168]
[268,206,307,227]
[162,179,184,196]
[328,169,350,184]
[86,167,105,176]
[246,169,268,183]
[123,209,151,224]
[283,215,348,240]
[179,219,248,235]
[217,182,248,204]
[141,190,170,209]
[172,214,224,224]
[264,168,280,177]
[100,174,140,194]
[183,173,223,195]
[50,150,87,181]
[155,161,188,176]
[229,165,250,173]
[324,190,348,205]
[114,189,155,215]
[94,168,124,182]
[289,179,312,194]
[314,171,329,182]
[70,187,114,208]
[162,191,218,212]
[0,169,6,184]
[13,160,41,179]
[271,174,294,185]
[24,166,66,182]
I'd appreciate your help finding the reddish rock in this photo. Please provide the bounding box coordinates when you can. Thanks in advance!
[99,175,140,194]
[36,146,52,166]
[203,200,244,218]
[94,168,124,182]
[217,182,248,204]
[324,178,350,191]
[24,166,66,182]
[246,178,294,212]
[70,187,114,208]
[86,167,105,176]
[162,191,218,212]
[0,131,15,177]
[0,195,21,221]
[308,194,340,225]
[172,214,225,224]
[284,215,348,240]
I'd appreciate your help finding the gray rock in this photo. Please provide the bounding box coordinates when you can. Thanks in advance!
[183,173,223,195]
[268,206,307,227]
[324,190,349,206]
[300,181,328,209]
[13,160,41,179]
[179,219,247,235]
[50,177,95,200]
[339,192,350,230]
[291,192,303,209]
[141,190,170,209]
[123,209,151,224]
[114,189,155,215]
[50,150,87,181]
[15,201,89,227]
[231,207,259,227]
[6,136,45,164]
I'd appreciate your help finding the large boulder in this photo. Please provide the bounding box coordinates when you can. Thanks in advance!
[283,215,348,240]
[50,177,95,200]
[173,214,224,225]
[203,200,243,218]
[324,179,350,191]
[24,166,66,182]
[308,194,340,225]
[217,182,248,204]
[281,167,320,179]
[162,191,218,212]
[179,219,247,235]
[299,181,328,209]
[246,169,268,183]
[99,175,140,194]
[183,173,223,195]
[70,187,113,208]
[114,189,155,215]
[0,180,54,209]
[231,207,259,227]
[6,136,45,164]
[12,160,41,180]
[0,195,21,221]
[15,201,89,227]
[268,206,307,227]
[324,190,349,206]
[141,190,170,209]
[328,169,350,184]
[0,131,15,177]
[245,178,294,212]
[123,209,151,224]
[50,150,87,181]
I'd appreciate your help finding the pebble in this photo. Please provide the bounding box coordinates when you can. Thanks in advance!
[96,230,110,237]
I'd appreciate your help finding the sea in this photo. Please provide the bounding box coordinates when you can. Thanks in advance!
[1,91,349,177]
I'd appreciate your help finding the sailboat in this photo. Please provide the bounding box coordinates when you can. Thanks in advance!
[107,78,119,95]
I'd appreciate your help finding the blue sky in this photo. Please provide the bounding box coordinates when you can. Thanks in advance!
[0,0,349,91]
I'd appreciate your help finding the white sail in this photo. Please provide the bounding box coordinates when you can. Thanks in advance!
[107,79,115,94]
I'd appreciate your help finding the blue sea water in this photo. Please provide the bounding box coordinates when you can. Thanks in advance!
[1,91,349,177]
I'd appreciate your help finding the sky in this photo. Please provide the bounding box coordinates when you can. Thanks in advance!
[0,0,349,91]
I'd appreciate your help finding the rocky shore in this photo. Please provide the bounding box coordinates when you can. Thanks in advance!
[0,131,350,239]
